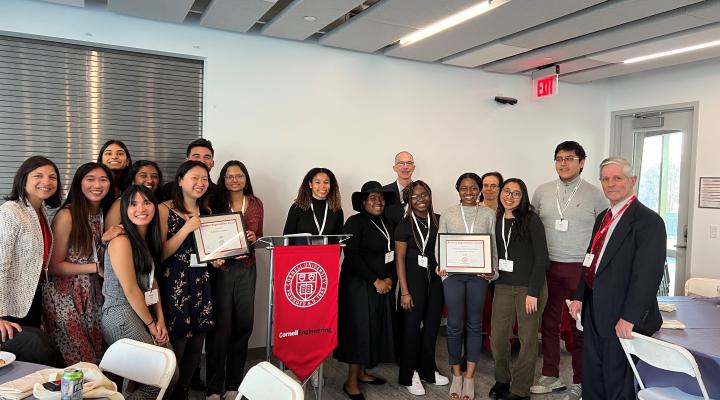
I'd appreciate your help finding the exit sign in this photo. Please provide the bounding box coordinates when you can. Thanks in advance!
[531,65,559,99]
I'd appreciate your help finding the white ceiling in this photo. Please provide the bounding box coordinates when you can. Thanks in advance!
[42,0,720,83]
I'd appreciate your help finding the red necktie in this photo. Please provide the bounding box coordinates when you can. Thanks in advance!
[585,209,613,289]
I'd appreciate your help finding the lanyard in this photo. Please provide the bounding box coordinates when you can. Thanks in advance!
[148,261,155,290]
[310,201,328,235]
[555,179,582,220]
[229,196,247,214]
[370,219,391,252]
[411,212,430,255]
[501,217,513,259]
[590,195,636,252]
[459,204,479,234]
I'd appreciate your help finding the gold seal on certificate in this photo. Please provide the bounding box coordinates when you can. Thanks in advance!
[438,233,492,274]
[193,212,250,262]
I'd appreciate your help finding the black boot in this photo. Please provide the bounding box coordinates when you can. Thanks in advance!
[170,384,189,400]
[488,382,510,400]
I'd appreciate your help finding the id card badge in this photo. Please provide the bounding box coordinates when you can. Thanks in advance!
[145,289,159,306]
[582,253,594,267]
[499,258,514,272]
[418,255,428,268]
[555,219,569,232]
[385,251,395,264]
[190,253,207,268]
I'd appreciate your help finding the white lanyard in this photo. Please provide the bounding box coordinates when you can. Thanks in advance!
[501,217,513,259]
[459,204,478,234]
[310,201,328,235]
[370,219,391,252]
[555,179,582,220]
[411,213,430,255]
[229,196,247,214]
[148,261,155,290]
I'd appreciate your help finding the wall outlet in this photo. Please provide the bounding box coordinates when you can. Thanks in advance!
[711,225,719,239]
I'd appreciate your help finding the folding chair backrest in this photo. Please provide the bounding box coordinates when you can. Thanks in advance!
[619,333,710,399]
[99,338,177,400]
[237,362,304,400]
[684,277,720,297]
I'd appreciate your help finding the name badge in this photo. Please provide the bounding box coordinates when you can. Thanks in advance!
[499,258,514,272]
[145,289,159,306]
[418,255,428,268]
[582,253,594,267]
[385,251,395,264]
[555,219,569,232]
[190,253,207,268]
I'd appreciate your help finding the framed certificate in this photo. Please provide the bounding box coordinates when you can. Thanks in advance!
[438,233,492,274]
[193,212,250,262]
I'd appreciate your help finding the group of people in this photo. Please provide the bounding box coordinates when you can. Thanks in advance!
[0,138,666,400]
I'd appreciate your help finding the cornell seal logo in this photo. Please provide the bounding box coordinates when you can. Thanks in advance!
[284,261,328,308]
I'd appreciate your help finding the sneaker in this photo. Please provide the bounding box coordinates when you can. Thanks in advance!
[406,371,426,396]
[562,383,582,400]
[530,375,566,394]
[428,371,449,386]
[223,391,238,400]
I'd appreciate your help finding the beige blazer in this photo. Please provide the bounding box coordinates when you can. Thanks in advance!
[0,200,52,318]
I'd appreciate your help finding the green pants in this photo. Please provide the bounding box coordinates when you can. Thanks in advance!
[490,283,548,397]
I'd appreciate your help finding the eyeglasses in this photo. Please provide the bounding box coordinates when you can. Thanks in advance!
[482,184,499,190]
[501,189,522,199]
[395,161,415,167]
[410,192,429,200]
[224,175,244,181]
[554,156,581,163]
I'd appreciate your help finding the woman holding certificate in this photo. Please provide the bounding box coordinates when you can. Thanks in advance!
[335,181,398,400]
[489,178,549,400]
[206,160,264,400]
[283,167,343,238]
[158,160,213,400]
[395,181,448,396]
[437,173,497,400]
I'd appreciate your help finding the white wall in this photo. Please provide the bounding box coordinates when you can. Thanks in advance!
[606,58,720,280]
[1,0,608,347]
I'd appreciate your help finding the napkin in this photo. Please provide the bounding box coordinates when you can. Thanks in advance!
[658,303,676,312]
[33,362,123,400]
[661,319,686,329]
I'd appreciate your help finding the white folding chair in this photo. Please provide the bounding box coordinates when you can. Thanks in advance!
[619,332,711,400]
[99,338,177,400]
[236,361,304,400]
[684,277,720,297]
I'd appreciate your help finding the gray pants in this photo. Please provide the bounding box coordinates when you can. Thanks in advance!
[443,274,488,365]
[101,304,176,400]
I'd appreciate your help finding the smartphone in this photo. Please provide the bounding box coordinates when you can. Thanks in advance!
[42,381,61,391]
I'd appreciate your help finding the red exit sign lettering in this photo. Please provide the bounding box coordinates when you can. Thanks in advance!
[536,75,556,98]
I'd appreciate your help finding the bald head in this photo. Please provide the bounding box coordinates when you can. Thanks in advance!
[393,151,415,185]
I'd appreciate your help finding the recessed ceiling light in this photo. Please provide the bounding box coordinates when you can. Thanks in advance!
[624,39,720,64]
[399,1,491,47]
[303,16,317,22]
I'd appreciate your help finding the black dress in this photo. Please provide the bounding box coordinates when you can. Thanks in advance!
[283,198,344,241]
[334,212,396,367]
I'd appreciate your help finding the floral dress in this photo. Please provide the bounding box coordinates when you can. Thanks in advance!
[159,208,213,340]
[42,212,104,365]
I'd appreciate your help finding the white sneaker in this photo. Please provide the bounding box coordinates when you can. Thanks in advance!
[429,371,449,386]
[530,375,566,394]
[562,383,582,400]
[406,371,426,396]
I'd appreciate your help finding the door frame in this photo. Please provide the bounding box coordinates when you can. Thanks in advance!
[610,101,700,294]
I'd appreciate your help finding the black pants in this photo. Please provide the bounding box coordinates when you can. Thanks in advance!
[172,332,207,387]
[397,269,443,386]
[582,295,636,400]
[206,262,256,395]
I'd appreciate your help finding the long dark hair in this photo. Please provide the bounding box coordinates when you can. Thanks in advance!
[170,160,211,215]
[97,140,132,193]
[402,180,439,228]
[5,156,62,208]
[126,160,163,200]
[294,168,341,212]
[497,178,535,240]
[479,171,504,202]
[62,162,115,257]
[214,160,255,213]
[119,185,161,276]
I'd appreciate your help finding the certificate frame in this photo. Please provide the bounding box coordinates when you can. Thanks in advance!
[438,233,492,274]
[193,212,250,262]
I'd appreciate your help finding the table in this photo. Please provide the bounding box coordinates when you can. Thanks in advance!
[637,296,720,398]
[0,360,46,385]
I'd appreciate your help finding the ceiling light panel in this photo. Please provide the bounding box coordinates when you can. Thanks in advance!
[201,0,277,33]
[262,0,364,40]
[108,0,194,23]
[443,41,529,68]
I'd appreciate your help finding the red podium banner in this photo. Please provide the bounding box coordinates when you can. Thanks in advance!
[272,244,340,381]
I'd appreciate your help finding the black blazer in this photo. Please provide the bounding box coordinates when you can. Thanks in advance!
[382,181,405,227]
[574,199,666,338]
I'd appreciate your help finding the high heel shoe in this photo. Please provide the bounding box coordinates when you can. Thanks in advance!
[461,377,474,400]
[449,375,462,400]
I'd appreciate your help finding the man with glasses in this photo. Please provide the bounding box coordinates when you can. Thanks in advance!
[383,151,415,225]
[530,141,607,400]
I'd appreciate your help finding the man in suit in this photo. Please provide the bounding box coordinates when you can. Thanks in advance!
[383,151,415,225]
[570,156,666,399]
